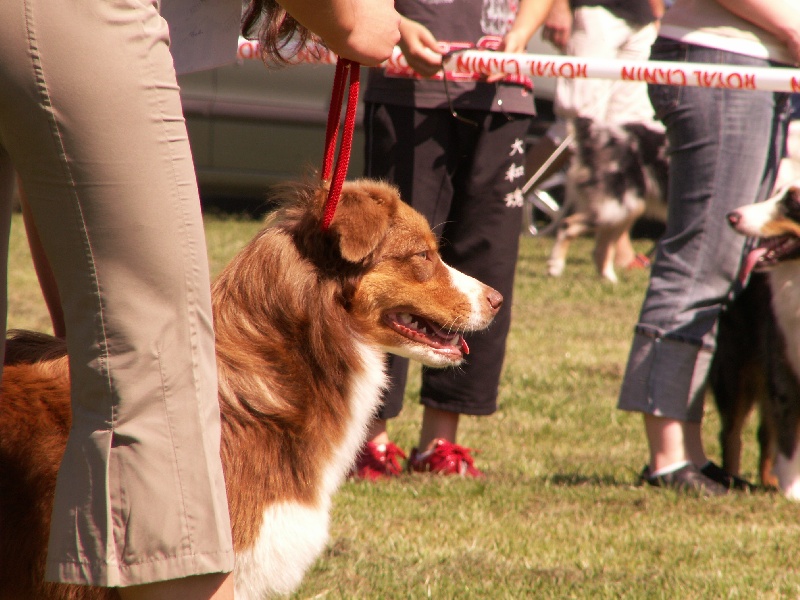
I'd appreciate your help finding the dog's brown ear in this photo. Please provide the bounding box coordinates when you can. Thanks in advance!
[327,181,396,263]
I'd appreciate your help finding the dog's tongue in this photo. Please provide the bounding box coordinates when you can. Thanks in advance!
[739,246,767,284]
[460,337,470,355]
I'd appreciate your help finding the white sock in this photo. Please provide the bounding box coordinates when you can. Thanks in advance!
[651,460,691,479]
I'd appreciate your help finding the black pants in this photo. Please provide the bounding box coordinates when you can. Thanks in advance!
[363,102,530,418]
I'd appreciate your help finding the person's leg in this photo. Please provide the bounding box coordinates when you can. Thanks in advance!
[362,102,428,431]
[0,152,14,367]
[605,20,660,127]
[406,111,530,476]
[619,41,789,488]
[355,103,466,479]
[644,414,705,471]
[0,0,233,588]
[555,9,660,269]
[418,406,459,450]
[419,112,528,421]
[605,19,660,268]
[19,182,66,338]
[119,572,234,600]
[554,6,623,124]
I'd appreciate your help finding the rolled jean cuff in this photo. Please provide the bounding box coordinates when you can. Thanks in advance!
[617,328,712,422]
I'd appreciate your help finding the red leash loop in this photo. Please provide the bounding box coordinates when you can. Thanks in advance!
[321,58,360,231]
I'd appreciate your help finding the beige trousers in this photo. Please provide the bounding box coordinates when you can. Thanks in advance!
[0,0,233,587]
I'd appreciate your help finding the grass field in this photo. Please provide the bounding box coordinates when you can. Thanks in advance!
[8,212,800,599]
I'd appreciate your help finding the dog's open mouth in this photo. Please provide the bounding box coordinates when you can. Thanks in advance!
[384,311,469,358]
[741,235,800,281]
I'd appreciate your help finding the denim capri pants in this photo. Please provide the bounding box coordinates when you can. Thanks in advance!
[618,39,791,423]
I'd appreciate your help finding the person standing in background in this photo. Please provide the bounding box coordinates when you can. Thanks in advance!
[353,0,555,480]
[617,0,799,495]
[525,0,664,272]
[0,0,400,597]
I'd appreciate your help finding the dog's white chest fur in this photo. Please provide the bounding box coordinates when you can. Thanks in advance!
[234,341,386,600]
[770,269,800,376]
[769,268,800,499]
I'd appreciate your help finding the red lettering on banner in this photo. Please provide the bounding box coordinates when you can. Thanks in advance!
[793,77,800,92]
[384,52,410,74]
[455,55,474,75]
[670,69,687,86]
[526,60,587,79]
[237,40,259,60]
[453,55,517,78]
[620,66,687,86]
[475,56,493,75]
[529,60,552,77]
[692,70,756,89]
[505,58,522,77]
[727,73,743,88]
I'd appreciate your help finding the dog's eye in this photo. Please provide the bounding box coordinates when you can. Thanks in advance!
[789,188,800,209]
[785,188,800,219]
[416,250,430,261]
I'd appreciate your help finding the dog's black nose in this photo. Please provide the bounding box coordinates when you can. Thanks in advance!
[726,211,741,227]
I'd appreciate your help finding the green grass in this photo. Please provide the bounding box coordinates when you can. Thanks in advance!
[8,213,800,599]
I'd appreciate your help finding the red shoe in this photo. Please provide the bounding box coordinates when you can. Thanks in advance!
[626,252,652,270]
[351,441,406,481]
[407,438,483,477]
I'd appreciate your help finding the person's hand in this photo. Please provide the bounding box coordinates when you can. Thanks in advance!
[783,23,800,64]
[281,0,402,66]
[397,17,443,78]
[713,0,800,65]
[541,0,572,52]
[332,0,402,65]
[484,29,529,83]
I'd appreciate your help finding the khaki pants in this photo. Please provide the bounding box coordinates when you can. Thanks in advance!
[0,0,233,587]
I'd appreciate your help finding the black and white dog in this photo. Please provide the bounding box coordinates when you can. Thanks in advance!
[723,182,800,499]
[547,116,669,283]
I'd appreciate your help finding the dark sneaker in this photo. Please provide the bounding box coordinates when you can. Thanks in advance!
[639,463,728,496]
[700,461,757,492]
[408,438,483,477]
[350,441,406,481]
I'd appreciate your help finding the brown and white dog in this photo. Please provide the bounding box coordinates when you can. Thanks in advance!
[724,182,800,499]
[546,117,669,283]
[0,179,502,599]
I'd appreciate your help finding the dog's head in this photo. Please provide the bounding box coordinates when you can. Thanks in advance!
[727,182,800,277]
[329,179,501,367]
[278,178,502,368]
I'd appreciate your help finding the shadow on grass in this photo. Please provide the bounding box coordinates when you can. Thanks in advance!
[542,471,638,488]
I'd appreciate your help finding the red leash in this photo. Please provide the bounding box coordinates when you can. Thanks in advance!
[320,58,360,231]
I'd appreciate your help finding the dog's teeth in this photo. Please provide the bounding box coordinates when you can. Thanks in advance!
[399,313,413,325]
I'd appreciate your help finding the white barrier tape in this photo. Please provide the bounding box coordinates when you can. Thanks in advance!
[237,37,800,93]
[444,49,800,93]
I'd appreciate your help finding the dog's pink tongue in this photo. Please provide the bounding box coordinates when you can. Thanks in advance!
[739,247,767,284]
